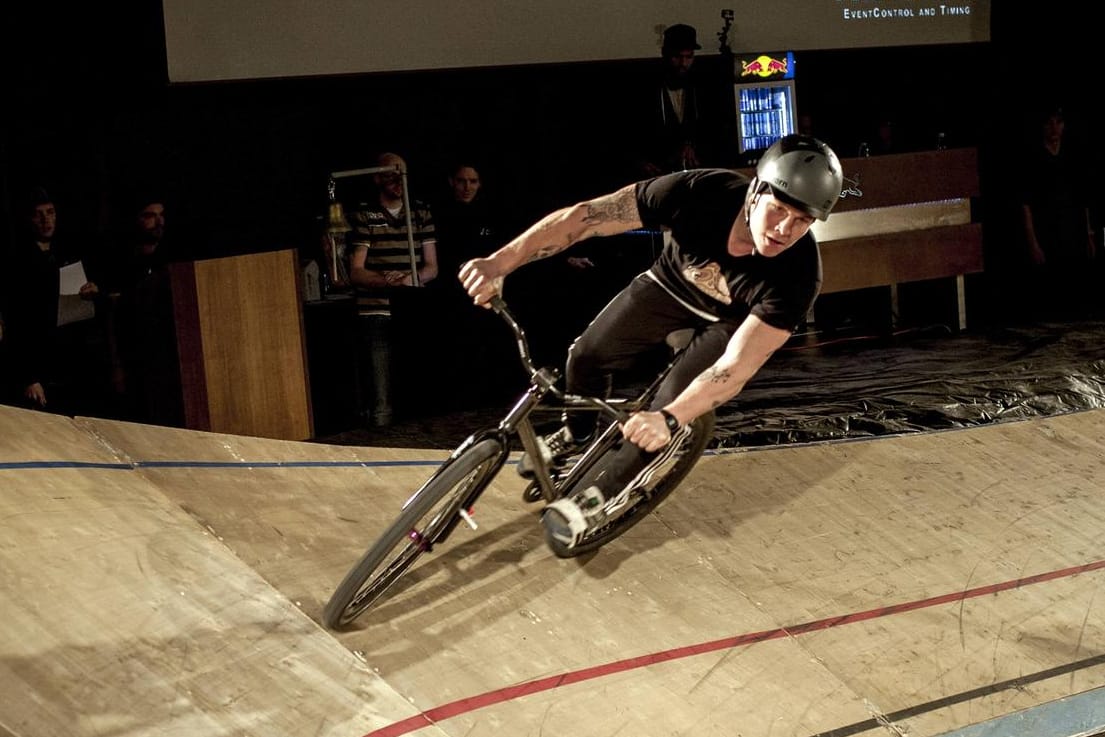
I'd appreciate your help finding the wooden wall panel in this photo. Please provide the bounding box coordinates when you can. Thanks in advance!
[820,223,984,294]
[831,147,980,212]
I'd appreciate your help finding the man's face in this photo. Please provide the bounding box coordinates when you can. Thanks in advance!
[748,191,815,257]
[666,49,695,77]
[137,203,165,242]
[375,154,407,201]
[376,171,403,200]
[1043,114,1064,145]
[450,167,481,204]
[30,203,57,242]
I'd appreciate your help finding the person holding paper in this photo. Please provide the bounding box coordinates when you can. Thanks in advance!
[1,186,111,416]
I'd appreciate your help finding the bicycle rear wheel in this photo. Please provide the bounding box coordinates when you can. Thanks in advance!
[545,411,714,558]
[322,438,505,629]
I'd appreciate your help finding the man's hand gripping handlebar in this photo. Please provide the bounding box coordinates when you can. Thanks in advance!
[459,256,505,308]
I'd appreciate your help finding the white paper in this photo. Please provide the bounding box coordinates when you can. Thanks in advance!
[58,261,88,295]
[57,261,95,326]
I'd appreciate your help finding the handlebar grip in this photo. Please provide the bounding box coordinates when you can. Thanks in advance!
[489,295,507,314]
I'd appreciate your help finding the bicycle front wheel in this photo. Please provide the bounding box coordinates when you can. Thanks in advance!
[322,438,505,629]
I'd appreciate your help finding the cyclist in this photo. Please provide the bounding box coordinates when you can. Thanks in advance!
[460,135,844,548]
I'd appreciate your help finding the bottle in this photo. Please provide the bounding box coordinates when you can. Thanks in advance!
[303,260,321,302]
[936,131,947,150]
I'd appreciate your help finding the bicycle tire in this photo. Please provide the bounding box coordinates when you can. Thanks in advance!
[322,438,505,629]
[545,411,715,558]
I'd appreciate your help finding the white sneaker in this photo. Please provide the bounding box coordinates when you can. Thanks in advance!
[542,423,694,548]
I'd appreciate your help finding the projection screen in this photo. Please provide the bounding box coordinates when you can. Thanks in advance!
[163,0,991,84]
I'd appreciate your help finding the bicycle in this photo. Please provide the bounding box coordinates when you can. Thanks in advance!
[322,296,715,629]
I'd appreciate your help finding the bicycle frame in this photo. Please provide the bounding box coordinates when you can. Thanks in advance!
[417,297,680,540]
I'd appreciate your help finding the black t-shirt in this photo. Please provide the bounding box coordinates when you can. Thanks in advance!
[433,197,502,287]
[636,168,821,332]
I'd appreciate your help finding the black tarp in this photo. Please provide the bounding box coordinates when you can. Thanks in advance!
[714,319,1105,448]
[320,318,1105,451]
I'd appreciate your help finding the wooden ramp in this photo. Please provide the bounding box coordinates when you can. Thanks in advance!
[2,402,1105,737]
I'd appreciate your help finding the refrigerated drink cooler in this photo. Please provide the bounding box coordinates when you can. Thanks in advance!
[734,51,797,154]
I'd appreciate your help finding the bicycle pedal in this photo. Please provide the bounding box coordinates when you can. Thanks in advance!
[515,453,573,480]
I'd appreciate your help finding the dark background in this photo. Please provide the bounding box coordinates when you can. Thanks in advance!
[1,3,1098,307]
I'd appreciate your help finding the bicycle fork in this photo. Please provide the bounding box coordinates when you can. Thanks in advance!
[500,366,562,502]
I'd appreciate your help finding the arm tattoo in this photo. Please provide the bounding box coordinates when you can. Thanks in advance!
[524,186,637,263]
[696,366,733,409]
[532,243,567,260]
[702,366,733,384]
[524,221,575,262]
[584,187,637,225]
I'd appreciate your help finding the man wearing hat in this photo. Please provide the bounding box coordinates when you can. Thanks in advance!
[637,23,709,177]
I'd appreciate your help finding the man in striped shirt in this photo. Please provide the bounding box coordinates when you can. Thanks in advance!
[347,152,438,426]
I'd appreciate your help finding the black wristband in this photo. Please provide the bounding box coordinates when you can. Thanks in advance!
[659,409,681,433]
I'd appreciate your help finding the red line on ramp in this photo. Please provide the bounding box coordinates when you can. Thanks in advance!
[362,559,1105,737]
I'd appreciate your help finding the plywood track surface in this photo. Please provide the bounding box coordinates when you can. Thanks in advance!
[2,403,1104,737]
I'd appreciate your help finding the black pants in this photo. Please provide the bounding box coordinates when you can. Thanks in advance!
[563,273,738,494]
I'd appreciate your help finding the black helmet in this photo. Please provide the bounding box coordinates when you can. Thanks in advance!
[752,135,843,221]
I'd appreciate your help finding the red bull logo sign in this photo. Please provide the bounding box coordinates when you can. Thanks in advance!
[738,52,793,80]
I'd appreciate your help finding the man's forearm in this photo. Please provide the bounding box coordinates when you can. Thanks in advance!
[665,361,756,425]
[492,184,642,273]
[664,316,790,424]
[491,206,584,272]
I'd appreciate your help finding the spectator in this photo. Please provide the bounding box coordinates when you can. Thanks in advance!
[432,161,502,292]
[106,192,185,426]
[346,151,438,426]
[633,23,716,177]
[1018,105,1097,319]
[1,186,113,417]
[426,159,521,410]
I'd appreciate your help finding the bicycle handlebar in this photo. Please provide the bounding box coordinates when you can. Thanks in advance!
[488,295,537,377]
[488,296,630,424]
